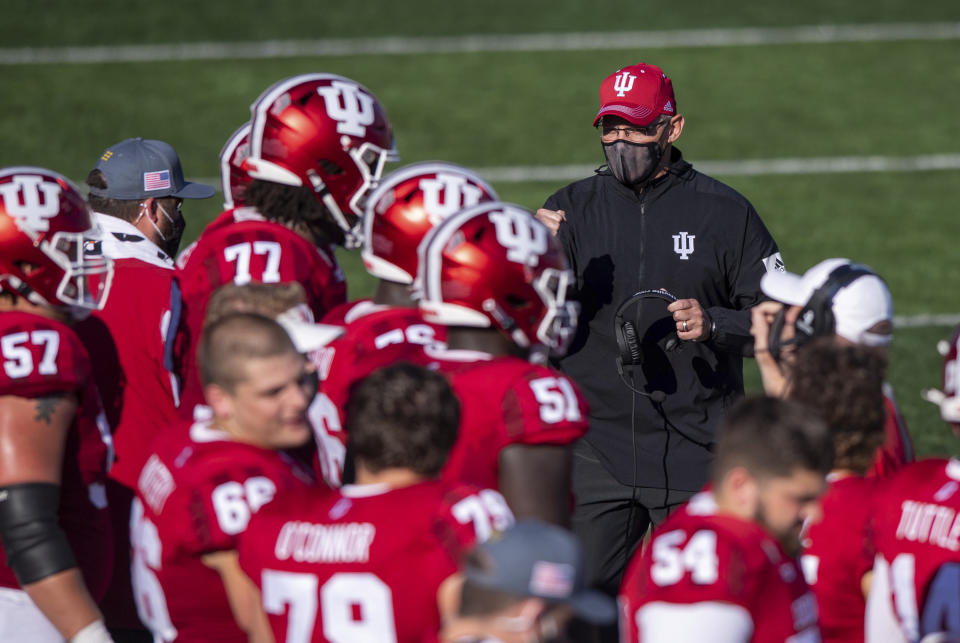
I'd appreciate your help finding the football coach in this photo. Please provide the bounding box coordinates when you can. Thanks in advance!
[535,61,783,624]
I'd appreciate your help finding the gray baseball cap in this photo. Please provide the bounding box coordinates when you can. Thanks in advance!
[88,137,216,201]
[464,520,617,625]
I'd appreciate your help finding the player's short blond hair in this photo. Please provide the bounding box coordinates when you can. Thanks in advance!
[204,282,307,329]
[199,312,298,392]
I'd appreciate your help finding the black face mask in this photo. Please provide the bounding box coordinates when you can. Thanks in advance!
[164,225,185,259]
[148,202,185,258]
[602,139,665,188]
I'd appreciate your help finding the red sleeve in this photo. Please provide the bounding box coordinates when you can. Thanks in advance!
[0,314,86,398]
[167,459,294,557]
[498,365,589,448]
[434,484,515,558]
[619,542,649,643]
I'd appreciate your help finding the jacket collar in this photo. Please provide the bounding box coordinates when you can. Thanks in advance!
[92,212,174,269]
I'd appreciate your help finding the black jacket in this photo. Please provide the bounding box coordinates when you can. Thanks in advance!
[544,149,781,490]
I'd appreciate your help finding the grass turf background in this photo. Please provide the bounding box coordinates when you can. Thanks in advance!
[2,2,958,456]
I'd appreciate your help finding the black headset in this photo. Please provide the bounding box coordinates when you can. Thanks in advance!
[615,289,679,372]
[768,263,878,359]
[614,289,680,402]
[613,288,681,567]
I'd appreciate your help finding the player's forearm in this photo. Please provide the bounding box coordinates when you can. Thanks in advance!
[204,550,276,643]
[755,352,789,397]
[499,444,572,527]
[23,568,109,641]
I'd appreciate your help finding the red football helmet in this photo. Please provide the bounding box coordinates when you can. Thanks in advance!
[0,167,113,316]
[244,73,396,247]
[922,324,960,433]
[362,162,498,285]
[219,122,252,209]
[417,202,579,359]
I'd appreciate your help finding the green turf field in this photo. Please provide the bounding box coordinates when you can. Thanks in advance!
[2,2,958,456]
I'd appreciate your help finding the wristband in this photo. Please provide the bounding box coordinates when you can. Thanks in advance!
[70,620,114,643]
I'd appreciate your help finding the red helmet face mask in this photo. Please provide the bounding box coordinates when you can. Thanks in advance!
[362,162,498,285]
[0,167,113,317]
[416,202,579,361]
[923,324,960,435]
[220,122,252,209]
[244,73,396,248]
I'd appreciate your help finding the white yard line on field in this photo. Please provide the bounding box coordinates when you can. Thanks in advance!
[184,153,960,192]
[2,22,959,64]
[178,151,959,330]
[894,314,960,328]
[472,154,960,182]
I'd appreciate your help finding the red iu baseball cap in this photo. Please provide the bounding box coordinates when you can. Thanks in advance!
[593,63,677,127]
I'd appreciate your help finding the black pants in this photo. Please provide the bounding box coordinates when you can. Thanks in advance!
[571,439,696,597]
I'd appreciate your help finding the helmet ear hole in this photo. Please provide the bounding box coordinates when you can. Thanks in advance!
[14,261,41,276]
[505,295,530,310]
[318,160,344,176]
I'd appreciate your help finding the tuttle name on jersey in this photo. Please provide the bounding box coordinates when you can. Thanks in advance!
[274,521,376,563]
[896,500,960,552]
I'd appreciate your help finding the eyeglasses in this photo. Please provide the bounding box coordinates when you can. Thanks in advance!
[599,118,670,142]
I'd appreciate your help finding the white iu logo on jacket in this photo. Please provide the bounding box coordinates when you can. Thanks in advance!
[672,231,695,260]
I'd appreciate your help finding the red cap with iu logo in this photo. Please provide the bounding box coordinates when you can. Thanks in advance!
[592,63,677,127]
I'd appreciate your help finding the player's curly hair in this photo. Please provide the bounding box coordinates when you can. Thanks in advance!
[346,363,459,477]
[244,179,345,246]
[788,339,887,474]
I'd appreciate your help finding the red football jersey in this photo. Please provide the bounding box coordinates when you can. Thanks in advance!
[172,207,347,416]
[867,458,960,641]
[75,258,178,489]
[237,480,514,643]
[0,312,113,599]
[867,386,915,479]
[310,299,447,486]
[428,349,589,490]
[620,492,820,643]
[802,475,878,643]
[131,419,314,643]
[74,257,180,629]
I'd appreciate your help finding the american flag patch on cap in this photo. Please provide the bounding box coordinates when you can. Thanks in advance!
[143,170,171,191]
[529,561,574,598]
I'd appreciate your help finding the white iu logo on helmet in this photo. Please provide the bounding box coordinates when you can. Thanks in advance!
[0,175,62,232]
[490,207,548,266]
[316,80,376,137]
[613,71,636,97]
[419,173,484,224]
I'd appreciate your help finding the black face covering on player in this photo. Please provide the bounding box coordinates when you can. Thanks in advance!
[602,139,665,188]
